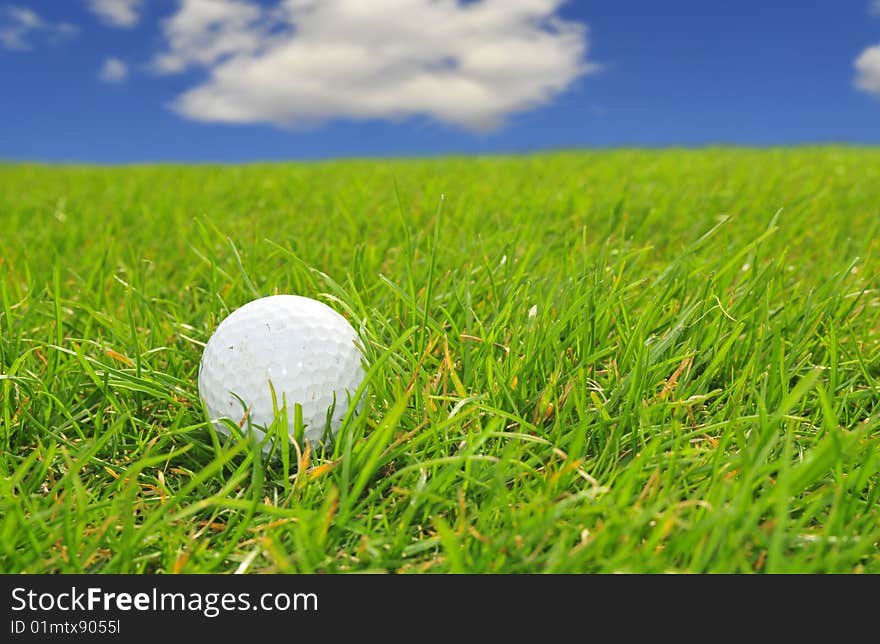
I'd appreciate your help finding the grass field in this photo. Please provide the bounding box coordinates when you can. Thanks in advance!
[1,148,878,573]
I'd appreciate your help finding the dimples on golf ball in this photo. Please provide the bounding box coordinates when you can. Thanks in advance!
[198,295,364,446]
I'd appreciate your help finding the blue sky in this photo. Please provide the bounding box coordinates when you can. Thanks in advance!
[1,0,879,163]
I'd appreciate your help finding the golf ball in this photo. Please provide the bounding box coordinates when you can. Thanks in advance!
[198,294,365,448]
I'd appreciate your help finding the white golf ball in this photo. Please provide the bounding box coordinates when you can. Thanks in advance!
[198,294,365,448]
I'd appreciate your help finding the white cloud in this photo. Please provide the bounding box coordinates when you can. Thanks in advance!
[0,5,78,50]
[855,45,880,95]
[871,1,880,16]
[88,0,143,28]
[99,57,129,82]
[154,0,595,131]
[153,0,264,73]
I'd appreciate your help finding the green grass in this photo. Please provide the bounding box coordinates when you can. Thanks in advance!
[1,147,878,573]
